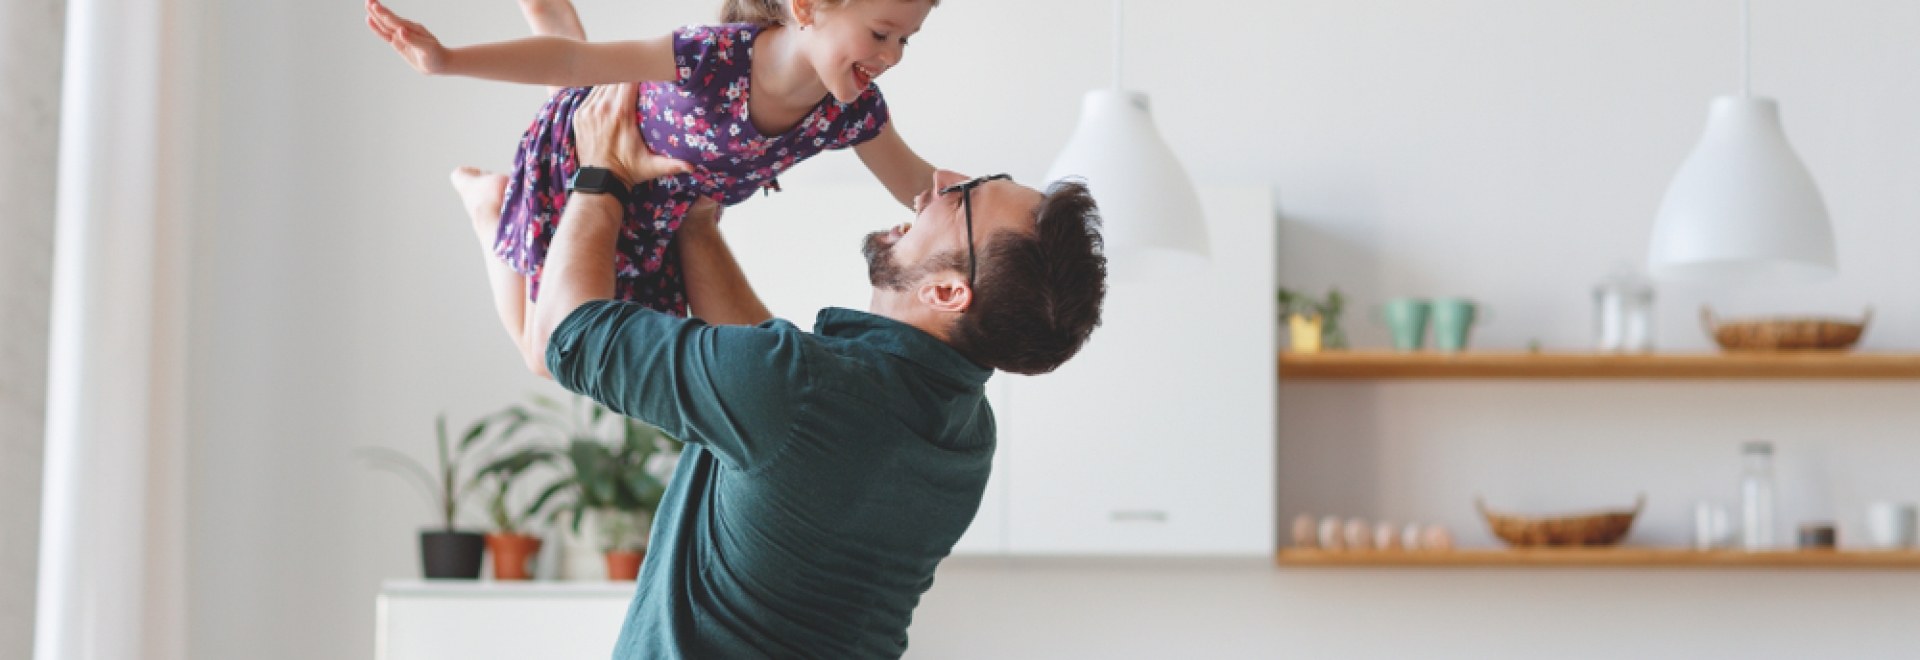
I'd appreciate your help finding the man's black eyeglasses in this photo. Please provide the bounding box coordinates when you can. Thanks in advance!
[937,173,1011,290]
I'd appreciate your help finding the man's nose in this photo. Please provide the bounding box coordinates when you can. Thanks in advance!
[932,169,966,192]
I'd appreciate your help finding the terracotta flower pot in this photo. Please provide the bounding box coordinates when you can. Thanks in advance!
[485,532,543,580]
[604,549,645,581]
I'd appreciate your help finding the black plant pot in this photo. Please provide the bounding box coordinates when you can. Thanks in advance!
[420,530,485,579]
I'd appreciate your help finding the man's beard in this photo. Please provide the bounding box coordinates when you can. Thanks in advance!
[864,230,967,292]
[863,230,913,291]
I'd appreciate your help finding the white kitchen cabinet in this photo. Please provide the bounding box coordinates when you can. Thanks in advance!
[722,185,1276,557]
[997,187,1276,555]
[375,581,632,660]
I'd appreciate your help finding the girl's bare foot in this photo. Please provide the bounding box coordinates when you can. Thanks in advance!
[451,166,509,246]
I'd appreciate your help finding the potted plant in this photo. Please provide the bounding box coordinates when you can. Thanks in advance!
[473,430,552,581]
[359,412,514,579]
[514,394,679,581]
[1277,287,1348,352]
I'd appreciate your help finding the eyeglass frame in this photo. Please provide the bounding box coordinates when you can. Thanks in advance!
[936,173,1012,290]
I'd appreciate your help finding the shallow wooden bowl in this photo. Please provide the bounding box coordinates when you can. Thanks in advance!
[1476,496,1644,548]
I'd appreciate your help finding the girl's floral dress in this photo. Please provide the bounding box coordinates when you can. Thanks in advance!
[496,23,890,313]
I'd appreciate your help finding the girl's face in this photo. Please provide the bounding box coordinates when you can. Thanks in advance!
[801,0,933,103]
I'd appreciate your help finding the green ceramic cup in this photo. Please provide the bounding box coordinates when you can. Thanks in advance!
[1430,297,1478,353]
[1382,298,1430,351]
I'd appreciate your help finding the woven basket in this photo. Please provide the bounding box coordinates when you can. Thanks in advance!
[1476,496,1643,548]
[1702,307,1870,351]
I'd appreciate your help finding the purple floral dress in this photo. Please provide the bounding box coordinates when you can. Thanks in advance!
[497,23,891,312]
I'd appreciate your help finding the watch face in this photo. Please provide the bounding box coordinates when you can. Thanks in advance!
[572,167,614,192]
[569,167,628,204]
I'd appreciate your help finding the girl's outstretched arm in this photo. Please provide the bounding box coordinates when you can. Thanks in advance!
[367,0,675,87]
[854,124,936,209]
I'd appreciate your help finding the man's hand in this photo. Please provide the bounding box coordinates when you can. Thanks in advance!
[526,82,694,379]
[573,83,694,186]
[366,0,450,75]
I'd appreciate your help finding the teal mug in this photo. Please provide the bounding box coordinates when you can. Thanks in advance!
[1430,297,1489,353]
[1380,298,1431,351]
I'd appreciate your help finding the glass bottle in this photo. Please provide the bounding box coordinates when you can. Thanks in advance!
[1740,440,1777,551]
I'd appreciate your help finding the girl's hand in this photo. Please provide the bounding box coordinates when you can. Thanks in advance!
[573,83,695,185]
[366,0,449,75]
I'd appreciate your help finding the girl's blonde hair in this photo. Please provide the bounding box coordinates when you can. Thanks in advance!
[719,0,937,27]
[720,0,790,26]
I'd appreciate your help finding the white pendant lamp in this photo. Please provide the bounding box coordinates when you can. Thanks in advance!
[1648,0,1836,285]
[1045,0,1209,259]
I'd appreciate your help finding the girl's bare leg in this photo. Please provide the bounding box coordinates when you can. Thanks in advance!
[519,0,587,96]
[451,166,542,372]
[518,0,586,39]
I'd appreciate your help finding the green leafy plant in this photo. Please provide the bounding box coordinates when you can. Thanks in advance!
[503,394,682,551]
[1277,287,1349,349]
[473,426,553,536]
[359,412,519,531]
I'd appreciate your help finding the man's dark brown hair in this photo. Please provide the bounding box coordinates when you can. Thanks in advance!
[948,180,1107,375]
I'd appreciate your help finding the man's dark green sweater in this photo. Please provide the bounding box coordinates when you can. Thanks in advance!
[548,301,996,659]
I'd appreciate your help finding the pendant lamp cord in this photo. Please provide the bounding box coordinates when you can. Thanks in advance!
[1740,0,1750,98]
[1112,0,1123,91]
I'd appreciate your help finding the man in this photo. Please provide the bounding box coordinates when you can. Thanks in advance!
[521,82,1105,658]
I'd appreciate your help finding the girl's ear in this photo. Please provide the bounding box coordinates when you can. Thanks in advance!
[789,0,814,28]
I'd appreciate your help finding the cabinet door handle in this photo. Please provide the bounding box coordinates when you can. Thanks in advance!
[1110,510,1168,523]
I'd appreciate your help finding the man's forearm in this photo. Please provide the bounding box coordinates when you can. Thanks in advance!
[529,193,623,375]
[680,205,773,326]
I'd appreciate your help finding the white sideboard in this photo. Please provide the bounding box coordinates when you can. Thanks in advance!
[723,185,1277,557]
[375,581,632,660]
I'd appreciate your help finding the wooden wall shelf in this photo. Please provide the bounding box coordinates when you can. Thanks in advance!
[1277,548,1920,568]
[1277,350,1920,380]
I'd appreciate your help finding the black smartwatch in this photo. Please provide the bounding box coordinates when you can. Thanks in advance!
[568,167,631,205]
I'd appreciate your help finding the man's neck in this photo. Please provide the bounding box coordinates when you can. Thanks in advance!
[869,290,952,344]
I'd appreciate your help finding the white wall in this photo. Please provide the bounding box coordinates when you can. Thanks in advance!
[186,0,1920,658]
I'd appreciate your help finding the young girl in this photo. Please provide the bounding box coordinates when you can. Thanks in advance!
[366,0,940,363]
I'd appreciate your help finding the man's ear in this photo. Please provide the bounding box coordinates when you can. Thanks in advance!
[916,271,971,314]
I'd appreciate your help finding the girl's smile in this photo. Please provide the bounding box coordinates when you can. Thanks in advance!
[805,0,932,103]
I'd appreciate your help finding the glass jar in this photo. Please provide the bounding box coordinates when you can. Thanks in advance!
[1740,440,1777,552]
[1593,266,1655,352]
